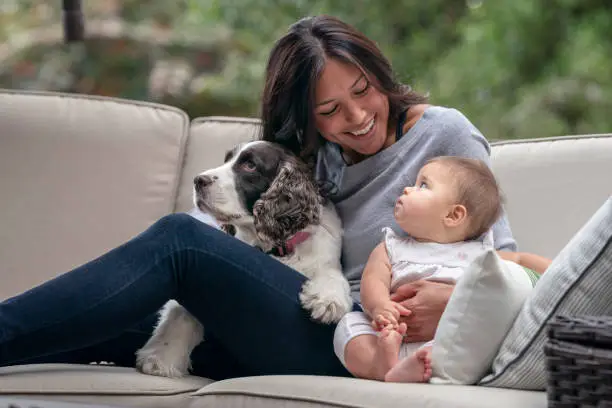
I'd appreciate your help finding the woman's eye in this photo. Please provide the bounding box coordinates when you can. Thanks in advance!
[241,161,257,172]
[319,106,338,116]
[355,82,370,95]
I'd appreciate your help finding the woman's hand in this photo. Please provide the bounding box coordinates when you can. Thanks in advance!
[390,280,454,342]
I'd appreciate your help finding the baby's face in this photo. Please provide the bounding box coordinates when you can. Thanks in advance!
[394,162,457,241]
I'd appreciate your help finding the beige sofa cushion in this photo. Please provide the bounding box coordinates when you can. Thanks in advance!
[0,364,211,408]
[191,375,545,408]
[491,134,612,258]
[0,90,189,299]
[175,117,260,212]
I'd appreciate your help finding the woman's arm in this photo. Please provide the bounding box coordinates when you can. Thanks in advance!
[497,251,553,274]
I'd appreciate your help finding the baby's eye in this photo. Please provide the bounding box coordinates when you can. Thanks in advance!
[418,181,428,189]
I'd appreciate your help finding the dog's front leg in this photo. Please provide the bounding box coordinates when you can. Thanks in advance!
[136,300,204,378]
[299,270,353,324]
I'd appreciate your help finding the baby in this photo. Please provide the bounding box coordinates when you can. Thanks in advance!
[333,156,519,383]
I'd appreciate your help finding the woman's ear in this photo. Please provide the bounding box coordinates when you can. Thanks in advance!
[444,204,468,228]
[253,161,321,246]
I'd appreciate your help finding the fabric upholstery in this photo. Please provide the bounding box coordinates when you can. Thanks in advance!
[0,364,211,408]
[190,375,545,408]
[0,90,189,300]
[490,135,612,258]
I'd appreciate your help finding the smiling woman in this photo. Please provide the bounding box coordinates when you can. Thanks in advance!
[260,15,428,164]
[313,61,391,162]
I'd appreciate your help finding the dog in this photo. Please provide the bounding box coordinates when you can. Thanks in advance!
[135,140,353,377]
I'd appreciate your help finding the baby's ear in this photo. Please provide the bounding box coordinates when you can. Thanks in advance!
[444,204,468,228]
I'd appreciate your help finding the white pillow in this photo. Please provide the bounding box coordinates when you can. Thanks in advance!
[430,249,533,384]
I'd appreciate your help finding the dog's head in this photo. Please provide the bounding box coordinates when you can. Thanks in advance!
[193,141,321,246]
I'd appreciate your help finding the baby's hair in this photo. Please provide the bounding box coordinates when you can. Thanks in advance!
[426,156,503,240]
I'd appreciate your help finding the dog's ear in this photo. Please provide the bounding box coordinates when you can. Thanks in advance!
[253,160,321,245]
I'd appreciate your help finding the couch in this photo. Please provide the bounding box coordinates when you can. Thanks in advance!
[1,89,611,408]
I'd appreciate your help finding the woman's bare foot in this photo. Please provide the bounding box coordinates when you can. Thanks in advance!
[370,323,406,380]
[384,345,432,383]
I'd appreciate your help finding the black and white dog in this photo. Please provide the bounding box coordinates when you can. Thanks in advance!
[135,141,352,377]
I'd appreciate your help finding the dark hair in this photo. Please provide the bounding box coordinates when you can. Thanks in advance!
[426,156,503,240]
[260,15,427,165]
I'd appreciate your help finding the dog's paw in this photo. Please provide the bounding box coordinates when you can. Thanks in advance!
[135,343,191,378]
[299,277,353,324]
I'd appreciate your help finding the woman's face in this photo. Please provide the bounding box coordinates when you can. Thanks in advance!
[313,59,391,162]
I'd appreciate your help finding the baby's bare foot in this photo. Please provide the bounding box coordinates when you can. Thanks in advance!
[384,345,432,383]
[373,325,404,380]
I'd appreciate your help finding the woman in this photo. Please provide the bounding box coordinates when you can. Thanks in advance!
[0,15,516,379]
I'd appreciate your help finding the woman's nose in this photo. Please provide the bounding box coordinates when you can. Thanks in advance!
[345,101,367,124]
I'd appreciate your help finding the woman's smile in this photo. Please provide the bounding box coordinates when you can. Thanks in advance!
[346,116,376,139]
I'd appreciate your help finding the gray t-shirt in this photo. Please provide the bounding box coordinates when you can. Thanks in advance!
[316,106,517,302]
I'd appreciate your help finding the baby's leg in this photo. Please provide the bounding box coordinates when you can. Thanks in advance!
[344,325,404,380]
[335,311,404,380]
[384,343,433,383]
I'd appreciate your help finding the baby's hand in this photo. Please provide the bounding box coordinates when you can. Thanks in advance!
[371,301,410,331]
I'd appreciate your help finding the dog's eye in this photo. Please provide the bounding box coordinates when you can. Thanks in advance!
[241,161,257,172]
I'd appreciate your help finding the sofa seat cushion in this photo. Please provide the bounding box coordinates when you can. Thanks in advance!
[191,375,546,408]
[0,397,123,408]
[0,364,212,408]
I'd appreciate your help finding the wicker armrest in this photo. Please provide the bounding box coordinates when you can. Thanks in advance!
[545,315,612,407]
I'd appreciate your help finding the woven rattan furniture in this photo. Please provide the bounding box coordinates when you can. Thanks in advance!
[545,315,612,407]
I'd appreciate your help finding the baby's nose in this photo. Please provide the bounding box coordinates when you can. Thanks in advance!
[403,186,413,195]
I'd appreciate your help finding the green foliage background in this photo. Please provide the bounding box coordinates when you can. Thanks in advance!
[1,0,611,140]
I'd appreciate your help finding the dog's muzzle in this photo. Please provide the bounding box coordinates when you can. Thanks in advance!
[194,175,214,192]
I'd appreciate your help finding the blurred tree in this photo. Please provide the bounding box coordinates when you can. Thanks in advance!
[0,1,229,106]
[422,0,612,139]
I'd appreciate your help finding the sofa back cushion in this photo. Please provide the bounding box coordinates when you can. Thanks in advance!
[0,90,189,299]
[490,135,612,258]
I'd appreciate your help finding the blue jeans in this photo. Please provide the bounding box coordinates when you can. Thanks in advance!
[0,214,354,379]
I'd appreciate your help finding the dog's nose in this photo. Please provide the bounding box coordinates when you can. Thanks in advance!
[194,175,214,189]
